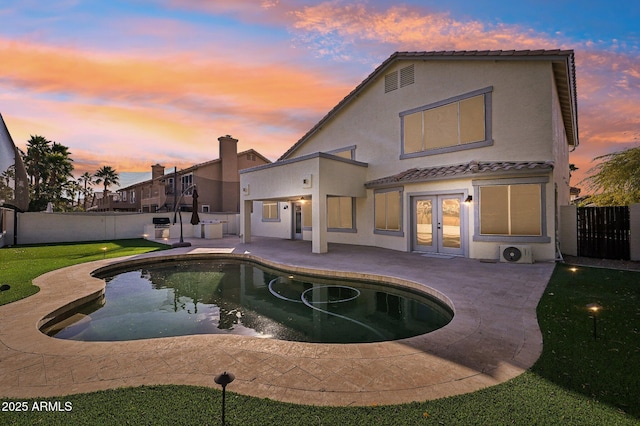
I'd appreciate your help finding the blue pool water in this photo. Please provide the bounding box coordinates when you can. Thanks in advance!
[45,259,452,343]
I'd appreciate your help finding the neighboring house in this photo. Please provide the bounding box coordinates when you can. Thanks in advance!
[239,50,578,262]
[92,135,270,213]
[0,113,29,247]
[0,113,29,212]
[570,186,581,203]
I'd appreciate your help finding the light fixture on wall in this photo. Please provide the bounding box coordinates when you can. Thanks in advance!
[465,195,473,203]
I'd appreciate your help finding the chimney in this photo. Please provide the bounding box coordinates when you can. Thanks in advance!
[151,163,165,180]
[218,135,239,212]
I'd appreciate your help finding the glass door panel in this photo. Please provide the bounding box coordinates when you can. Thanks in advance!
[416,199,433,247]
[440,197,461,250]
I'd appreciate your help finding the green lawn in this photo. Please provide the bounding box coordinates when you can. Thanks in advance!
[0,239,168,306]
[1,243,638,425]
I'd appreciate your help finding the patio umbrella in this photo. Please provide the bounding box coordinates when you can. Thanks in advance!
[190,188,200,225]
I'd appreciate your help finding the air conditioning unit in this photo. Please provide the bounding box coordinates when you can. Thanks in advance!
[499,245,533,264]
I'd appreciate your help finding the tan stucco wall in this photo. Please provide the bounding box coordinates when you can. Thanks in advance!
[559,205,578,256]
[249,201,293,239]
[15,212,239,245]
[551,75,572,256]
[240,155,368,250]
[290,60,554,181]
[243,59,568,260]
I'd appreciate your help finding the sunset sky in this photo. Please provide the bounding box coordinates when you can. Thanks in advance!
[1,0,638,190]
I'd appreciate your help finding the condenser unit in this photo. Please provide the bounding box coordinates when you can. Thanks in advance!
[499,245,533,264]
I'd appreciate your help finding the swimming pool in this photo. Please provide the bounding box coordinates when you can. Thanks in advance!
[44,259,453,343]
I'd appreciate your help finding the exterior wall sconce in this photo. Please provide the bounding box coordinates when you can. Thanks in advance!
[464,195,473,203]
[586,303,602,340]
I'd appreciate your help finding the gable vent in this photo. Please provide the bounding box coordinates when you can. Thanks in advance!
[385,71,398,93]
[400,64,414,87]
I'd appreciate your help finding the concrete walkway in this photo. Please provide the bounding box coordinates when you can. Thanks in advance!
[0,237,555,406]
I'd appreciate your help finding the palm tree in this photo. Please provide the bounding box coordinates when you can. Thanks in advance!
[23,135,50,202]
[77,172,95,210]
[21,136,75,211]
[94,166,120,194]
[55,179,81,210]
[44,143,74,208]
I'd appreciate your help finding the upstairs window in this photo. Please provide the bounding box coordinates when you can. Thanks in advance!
[401,87,492,158]
[181,174,193,195]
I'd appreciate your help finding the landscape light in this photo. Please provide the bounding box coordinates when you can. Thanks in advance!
[214,371,235,425]
[586,303,602,340]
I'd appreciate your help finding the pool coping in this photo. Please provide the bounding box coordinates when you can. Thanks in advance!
[0,238,555,406]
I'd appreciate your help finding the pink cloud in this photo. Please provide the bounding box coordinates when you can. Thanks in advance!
[0,38,348,113]
[288,2,560,60]
[0,36,354,173]
[3,0,639,196]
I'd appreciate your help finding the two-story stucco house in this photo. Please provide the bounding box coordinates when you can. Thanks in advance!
[239,50,578,262]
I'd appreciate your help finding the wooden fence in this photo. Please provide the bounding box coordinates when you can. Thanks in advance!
[577,206,630,260]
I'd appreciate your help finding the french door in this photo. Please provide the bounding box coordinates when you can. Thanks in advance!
[292,202,303,240]
[412,195,463,255]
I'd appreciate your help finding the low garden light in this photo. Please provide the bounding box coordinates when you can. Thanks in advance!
[101,247,108,258]
[214,371,235,425]
[586,303,602,340]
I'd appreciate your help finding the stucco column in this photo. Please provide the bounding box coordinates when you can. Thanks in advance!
[559,205,577,256]
[240,200,252,243]
[311,194,328,253]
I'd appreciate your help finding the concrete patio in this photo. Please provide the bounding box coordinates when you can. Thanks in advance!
[0,236,555,406]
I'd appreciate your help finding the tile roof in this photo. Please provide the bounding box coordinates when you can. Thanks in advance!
[279,50,577,160]
[364,160,555,188]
